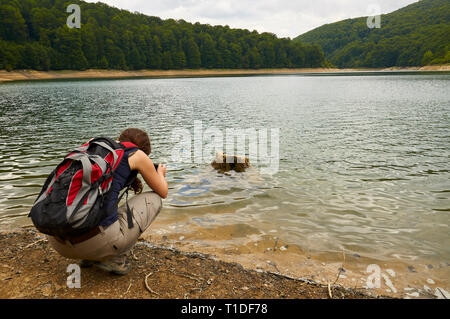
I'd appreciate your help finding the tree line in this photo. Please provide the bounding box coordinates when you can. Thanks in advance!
[0,0,326,71]
[295,0,450,68]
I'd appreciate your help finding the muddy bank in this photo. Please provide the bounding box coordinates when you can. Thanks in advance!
[144,218,450,300]
[0,229,378,299]
[0,66,449,83]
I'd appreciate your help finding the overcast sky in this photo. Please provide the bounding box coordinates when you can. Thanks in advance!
[84,0,418,38]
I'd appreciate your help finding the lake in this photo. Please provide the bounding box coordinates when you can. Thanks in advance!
[0,72,449,295]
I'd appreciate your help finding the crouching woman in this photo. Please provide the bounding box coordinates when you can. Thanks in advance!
[47,128,168,275]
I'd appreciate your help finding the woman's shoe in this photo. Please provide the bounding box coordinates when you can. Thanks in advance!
[94,254,131,275]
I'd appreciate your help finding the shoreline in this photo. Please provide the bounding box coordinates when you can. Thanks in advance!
[0,229,376,299]
[0,65,449,83]
[143,218,450,300]
[3,219,448,299]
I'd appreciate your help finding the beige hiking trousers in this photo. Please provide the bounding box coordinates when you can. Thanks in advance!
[48,192,162,261]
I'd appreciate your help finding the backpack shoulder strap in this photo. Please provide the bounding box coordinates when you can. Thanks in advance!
[87,137,124,170]
[89,137,122,151]
[119,141,139,151]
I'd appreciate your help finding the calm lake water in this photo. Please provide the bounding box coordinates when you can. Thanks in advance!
[0,73,449,278]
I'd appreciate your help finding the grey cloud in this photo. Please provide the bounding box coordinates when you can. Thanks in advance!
[86,0,418,38]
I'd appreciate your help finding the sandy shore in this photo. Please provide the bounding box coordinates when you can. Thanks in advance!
[0,66,449,83]
[0,229,377,299]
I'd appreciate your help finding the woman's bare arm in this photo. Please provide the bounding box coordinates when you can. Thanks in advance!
[128,150,168,199]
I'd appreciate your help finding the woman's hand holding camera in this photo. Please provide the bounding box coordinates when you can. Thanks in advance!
[157,163,167,178]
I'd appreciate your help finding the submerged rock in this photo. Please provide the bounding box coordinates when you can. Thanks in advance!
[426,278,435,285]
[211,152,250,173]
[407,266,417,273]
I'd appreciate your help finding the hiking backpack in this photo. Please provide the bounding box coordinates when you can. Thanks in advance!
[29,137,138,238]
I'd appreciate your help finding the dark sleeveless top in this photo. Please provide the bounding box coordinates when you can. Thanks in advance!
[99,148,138,227]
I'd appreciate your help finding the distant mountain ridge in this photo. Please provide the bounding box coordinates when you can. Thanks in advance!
[295,0,450,68]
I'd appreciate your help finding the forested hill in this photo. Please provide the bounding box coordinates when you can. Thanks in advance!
[0,0,326,71]
[295,0,450,68]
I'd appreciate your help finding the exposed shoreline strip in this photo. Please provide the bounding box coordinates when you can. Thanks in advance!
[1,66,449,83]
[0,229,377,299]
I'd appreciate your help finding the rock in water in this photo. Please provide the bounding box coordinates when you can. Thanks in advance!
[211,152,250,173]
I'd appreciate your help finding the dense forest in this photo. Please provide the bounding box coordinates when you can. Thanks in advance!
[0,0,326,71]
[295,0,450,68]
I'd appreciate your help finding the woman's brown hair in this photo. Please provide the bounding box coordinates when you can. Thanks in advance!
[118,128,151,194]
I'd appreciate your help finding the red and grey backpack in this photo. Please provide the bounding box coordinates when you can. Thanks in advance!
[29,137,138,238]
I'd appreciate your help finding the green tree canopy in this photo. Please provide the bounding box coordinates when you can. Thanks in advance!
[295,0,450,68]
[0,0,326,71]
